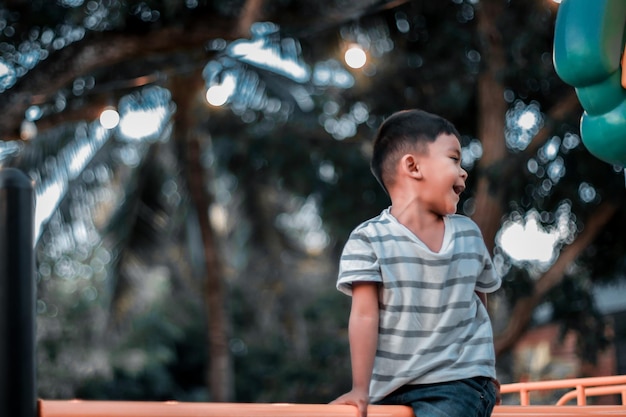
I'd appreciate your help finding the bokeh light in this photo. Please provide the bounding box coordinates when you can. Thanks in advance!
[118,109,165,140]
[206,73,237,107]
[344,44,367,69]
[99,108,120,129]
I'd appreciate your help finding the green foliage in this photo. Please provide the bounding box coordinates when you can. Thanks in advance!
[231,289,351,402]
[75,299,208,401]
[213,125,390,244]
[501,266,535,305]
[548,274,611,365]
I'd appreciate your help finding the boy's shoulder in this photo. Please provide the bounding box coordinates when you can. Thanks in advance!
[351,208,392,234]
[447,213,476,225]
[447,213,483,233]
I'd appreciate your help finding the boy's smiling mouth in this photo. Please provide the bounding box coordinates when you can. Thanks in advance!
[453,185,465,195]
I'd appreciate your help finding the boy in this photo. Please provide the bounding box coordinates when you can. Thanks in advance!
[331,109,501,417]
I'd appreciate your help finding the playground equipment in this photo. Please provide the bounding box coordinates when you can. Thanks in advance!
[34,374,626,416]
[553,0,626,166]
[500,375,626,406]
[0,168,36,417]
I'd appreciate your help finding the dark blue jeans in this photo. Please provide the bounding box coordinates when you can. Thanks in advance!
[375,377,497,417]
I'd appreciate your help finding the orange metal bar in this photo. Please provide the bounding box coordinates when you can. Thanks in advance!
[556,385,626,406]
[576,384,586,406]
[38,400,414,417]
[494,405,626,416]
[500,375,626,405]
[519,389,529,407]
[38,376,626,417]
[38,400,626,417]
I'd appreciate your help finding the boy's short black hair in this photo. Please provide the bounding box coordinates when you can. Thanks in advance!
[370,109,461,193]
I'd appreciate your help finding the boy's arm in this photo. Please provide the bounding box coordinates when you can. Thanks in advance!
[475,290,502,403]
[476,290,487,308]
[330,281,379,417]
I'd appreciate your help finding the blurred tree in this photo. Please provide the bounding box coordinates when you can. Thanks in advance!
[1,0,625,403]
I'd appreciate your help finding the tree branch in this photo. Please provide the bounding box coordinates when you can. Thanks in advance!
[525,89,582,156]
[235,0,266,39]
[494,199,620,355]
[0,18,236,138]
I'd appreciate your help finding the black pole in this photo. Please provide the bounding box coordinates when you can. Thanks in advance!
[0,168,36,417]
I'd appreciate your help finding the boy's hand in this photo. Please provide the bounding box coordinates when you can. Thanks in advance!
[330,388,370,417]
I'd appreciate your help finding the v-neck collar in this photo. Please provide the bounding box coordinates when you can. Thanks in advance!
[383,207,452,255]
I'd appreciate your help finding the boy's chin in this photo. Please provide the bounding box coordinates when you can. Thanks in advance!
[444,204,459,215]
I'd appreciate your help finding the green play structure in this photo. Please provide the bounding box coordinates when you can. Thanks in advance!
[553,0,626,166]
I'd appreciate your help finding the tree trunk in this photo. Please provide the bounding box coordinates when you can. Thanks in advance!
[235,0,266,38]
[472,0,507,252]
[170,72,233,401]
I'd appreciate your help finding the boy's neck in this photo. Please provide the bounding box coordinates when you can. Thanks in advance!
[390,200,446,252]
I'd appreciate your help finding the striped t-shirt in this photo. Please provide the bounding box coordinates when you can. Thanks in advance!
[337,208,501,403]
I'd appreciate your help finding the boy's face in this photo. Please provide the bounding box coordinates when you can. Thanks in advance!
[416,133,468,215]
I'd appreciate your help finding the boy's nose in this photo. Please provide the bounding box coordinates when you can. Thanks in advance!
[460,167,468,179]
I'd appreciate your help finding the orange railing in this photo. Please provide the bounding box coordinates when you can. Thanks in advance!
[500,375,626,406]
[37,400,626,417]
[38,375,626,417]
[38,401,414,417]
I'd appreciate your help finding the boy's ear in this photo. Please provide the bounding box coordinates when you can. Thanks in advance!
[401,154,422,179]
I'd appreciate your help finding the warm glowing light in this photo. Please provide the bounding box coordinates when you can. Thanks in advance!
[206,73,236,107]
[344,45,367,69]
[206,85,229,106]
[99,108,120,129]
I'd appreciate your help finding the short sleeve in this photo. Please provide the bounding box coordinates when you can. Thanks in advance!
[475,239,501,293]
[336,230,383,296]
